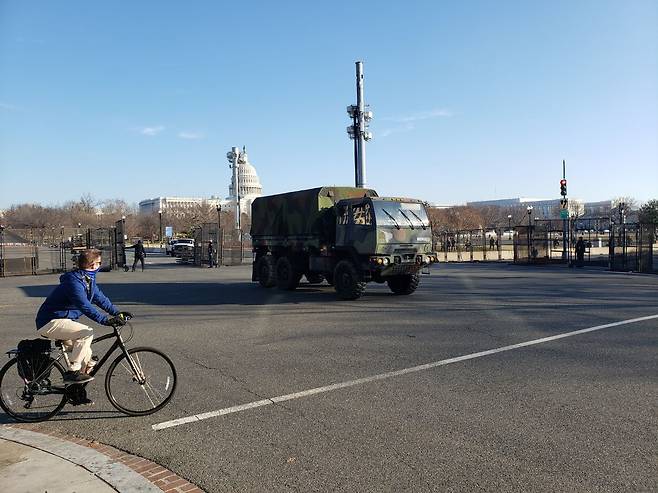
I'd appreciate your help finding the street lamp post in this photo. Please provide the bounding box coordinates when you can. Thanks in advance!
[120,216,127,269]
[216,204,222,267]
[619,202,626,265]
[158,209,162,247]
[0,225,5,278]
[526,206,533,261]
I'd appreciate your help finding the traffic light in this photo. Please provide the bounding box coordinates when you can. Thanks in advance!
[560,179,567,196]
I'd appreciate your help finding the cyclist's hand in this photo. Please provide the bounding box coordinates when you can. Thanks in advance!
[118,311,134,321]
[105,316,126,327]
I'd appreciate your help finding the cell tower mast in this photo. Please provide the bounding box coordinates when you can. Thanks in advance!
[346,61,373,188]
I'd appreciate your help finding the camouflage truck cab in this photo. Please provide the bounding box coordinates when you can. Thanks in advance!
[251,186,438,300]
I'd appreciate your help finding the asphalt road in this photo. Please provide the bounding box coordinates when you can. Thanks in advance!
[1,256,656,492]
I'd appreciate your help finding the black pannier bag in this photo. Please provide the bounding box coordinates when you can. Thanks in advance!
[17,339,52,381]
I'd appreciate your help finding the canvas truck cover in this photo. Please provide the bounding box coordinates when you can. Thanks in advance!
[251,186,378,245]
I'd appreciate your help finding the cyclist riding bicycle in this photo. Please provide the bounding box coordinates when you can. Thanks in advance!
[35,249,132,392]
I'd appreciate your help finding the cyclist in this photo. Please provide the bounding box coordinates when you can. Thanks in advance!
[35,249,132,387]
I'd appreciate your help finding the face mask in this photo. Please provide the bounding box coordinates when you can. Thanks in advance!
[83,268,100,273]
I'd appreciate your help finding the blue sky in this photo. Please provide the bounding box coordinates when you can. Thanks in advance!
[1,0,656,209]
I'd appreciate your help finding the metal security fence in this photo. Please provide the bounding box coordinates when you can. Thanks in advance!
[192,223,220,267]
[436,229,514,262]
[115,219,127,269]
[0,227,66,276]
[187,224,253,267]
[1,226,122,277]
[510,218,614,266]
[88,227,118,271]
[610,223,656,273]
[221,230,252,266]
[569,217,613,267]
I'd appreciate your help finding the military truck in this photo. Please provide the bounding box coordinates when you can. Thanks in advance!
[250,186,438,300]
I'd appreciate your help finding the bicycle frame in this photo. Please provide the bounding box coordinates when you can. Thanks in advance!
[15,324,142,393]
[88,325,141,380]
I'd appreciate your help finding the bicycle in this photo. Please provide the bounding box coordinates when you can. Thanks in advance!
[0,317,177,422]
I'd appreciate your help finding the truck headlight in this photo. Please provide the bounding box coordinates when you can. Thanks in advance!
[383,257,390,265]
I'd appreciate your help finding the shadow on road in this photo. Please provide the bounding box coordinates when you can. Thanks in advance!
[0,410,132,424]
[19,282,346,306]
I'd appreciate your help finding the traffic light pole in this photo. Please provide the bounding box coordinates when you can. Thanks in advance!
[562,160,567,261]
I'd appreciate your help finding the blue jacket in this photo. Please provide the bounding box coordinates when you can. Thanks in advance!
[35,270,119,329]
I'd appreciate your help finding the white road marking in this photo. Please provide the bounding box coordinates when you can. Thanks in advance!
[152,314,658,431]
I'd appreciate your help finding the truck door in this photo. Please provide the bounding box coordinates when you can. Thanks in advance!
[335,203,351,247]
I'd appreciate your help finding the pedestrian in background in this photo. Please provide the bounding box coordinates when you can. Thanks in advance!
[575,236,586,268]
[126,239,146,272]
[208,240,215,268]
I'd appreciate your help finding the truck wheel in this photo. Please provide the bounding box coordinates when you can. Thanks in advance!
[276,256,301,290]
[257,256,276,288]
[305,273,324,284]
[387,274,420,295]
[334,260,365,300]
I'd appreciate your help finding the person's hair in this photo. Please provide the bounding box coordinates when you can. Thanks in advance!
[78,249,102,269]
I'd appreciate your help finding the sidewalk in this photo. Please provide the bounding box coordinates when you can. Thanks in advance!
[0,426,204,493]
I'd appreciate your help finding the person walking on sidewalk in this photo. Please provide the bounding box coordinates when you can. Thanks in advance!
[575,236,586,268]
[126,239,146,271]
[207,240,216,268]
[35,249,132,387]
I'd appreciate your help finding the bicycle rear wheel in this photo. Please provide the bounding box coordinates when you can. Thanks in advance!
[105,347,177,416]
[0,357,67,422]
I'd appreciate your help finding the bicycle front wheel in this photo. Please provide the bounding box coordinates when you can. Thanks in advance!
[0,357,67,422]
[105,347,177,416]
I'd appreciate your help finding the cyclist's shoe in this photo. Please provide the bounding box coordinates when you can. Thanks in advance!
[63,370,94,385]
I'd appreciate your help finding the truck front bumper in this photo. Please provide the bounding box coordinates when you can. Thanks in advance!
[369,252,439,276]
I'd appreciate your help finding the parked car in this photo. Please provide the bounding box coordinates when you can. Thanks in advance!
[173,238,195,261]
[166,238,194,257]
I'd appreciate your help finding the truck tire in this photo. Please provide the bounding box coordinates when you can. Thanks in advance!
[276,256,301,290]
[305,273,324,284]
[334,260,365,300]
[387,274,420,295]
[257,256,276,288]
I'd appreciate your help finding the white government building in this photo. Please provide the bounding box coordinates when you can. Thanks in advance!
[139,148,263,217]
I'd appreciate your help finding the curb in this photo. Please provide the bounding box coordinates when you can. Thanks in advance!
[0,425,205,492]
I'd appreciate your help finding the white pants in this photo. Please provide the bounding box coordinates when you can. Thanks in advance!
[37,319,93,371]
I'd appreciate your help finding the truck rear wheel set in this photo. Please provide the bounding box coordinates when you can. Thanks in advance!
[275,256,302,290]
[257,256,276,288]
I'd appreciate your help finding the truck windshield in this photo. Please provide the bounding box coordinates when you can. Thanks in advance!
[374,202,429,229]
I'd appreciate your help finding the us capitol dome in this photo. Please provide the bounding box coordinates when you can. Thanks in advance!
[225,147,263,215]
[138,147,262,218]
